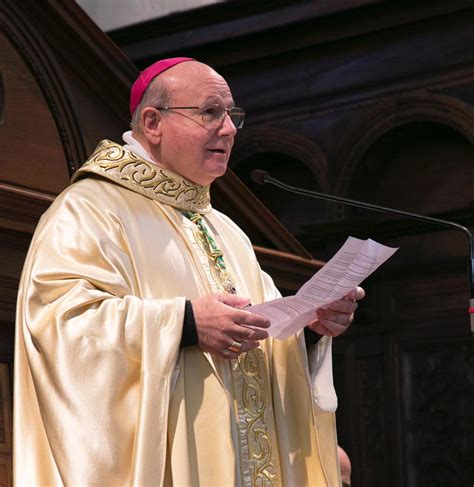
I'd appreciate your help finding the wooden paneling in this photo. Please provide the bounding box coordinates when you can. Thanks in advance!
[0,365,11,487]
[0,365,11,454]
[397,338,474,486]
[0,456,11,487]
[0,33,69,194]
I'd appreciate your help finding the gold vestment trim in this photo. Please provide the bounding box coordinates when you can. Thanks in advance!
[232,351,277,486]
[185,212,277,486]
[72,140,212,214]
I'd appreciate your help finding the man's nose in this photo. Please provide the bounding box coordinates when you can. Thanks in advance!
[218,112,238,136]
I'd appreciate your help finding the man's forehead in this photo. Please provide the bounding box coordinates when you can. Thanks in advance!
[164,66,233,103]
[165,63,225,84]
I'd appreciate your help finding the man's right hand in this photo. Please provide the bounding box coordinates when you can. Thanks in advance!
[191,293,270,359]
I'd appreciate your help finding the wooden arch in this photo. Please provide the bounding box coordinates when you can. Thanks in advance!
[335,93,474,203]
[230,127,330,192]
[0,2,87,175]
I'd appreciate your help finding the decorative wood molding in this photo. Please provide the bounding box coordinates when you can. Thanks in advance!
[42,0,137,92]
[0,183,53,226]
[109,1,474,68]
[110,0,474,140]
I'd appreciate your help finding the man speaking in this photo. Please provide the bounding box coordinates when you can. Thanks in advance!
[14,58,364,486]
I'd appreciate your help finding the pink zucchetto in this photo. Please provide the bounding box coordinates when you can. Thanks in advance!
[129,57,195,115]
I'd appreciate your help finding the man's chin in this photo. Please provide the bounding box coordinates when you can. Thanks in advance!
[202,163,228,183]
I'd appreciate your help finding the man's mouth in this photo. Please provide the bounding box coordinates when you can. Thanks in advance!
[208,149,226,154]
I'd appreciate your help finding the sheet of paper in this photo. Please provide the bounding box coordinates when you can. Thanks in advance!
[249,236,398,339]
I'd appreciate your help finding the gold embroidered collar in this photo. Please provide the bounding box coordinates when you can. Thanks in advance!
[72,139,212,214]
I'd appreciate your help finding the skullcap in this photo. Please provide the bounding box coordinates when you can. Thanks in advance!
[130,57,194,115]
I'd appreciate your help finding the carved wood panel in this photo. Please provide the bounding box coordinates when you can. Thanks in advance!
[0,365,12,487]
[0,32,69,194]
[399,338,474,487]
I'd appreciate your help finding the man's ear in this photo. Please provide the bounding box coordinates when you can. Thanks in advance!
[141,107,163,144]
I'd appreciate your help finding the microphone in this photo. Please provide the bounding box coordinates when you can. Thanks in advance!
[251,169,474,333]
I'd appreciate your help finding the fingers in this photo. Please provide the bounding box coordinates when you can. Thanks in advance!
[317,307,353,326]
[347,286,365,302]
[192,293,270,359]
[325,299,358,314]
[307,321,338,337]
[216,293,251,308]
[218,337,261,359]
[308,318,348,337]
[235,340,261,353]
[308,318,336,336]
[315,317,349,336]
[308,304,354,337]
[230,322,269,342]
[215,322,268,360]
[234,309,271,329]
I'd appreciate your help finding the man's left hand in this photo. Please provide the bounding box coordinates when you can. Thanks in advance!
[306,286,365,337]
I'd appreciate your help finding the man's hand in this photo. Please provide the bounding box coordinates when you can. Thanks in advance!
[306,286,366,337]
[191,293,270,359]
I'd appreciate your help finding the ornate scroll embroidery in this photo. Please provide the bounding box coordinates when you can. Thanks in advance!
[234,351,277,486]
[182,211,277,486]
[72,140,211,213]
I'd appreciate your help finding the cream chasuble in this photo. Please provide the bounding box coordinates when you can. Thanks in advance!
[14,140,341,486]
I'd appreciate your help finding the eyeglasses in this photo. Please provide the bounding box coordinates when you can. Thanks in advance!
[155,103,245,129]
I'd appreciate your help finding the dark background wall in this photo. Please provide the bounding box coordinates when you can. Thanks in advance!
[109,1,474,485]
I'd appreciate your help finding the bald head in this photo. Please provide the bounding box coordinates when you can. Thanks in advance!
[159,60,223,87]
[130,61,227,133]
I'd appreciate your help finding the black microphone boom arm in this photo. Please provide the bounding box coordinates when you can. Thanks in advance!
[251,169,474,332]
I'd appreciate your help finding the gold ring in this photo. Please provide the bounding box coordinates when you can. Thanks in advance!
[228,340,242,353]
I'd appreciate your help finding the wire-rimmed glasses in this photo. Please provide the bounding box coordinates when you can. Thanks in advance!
[155,103,245,129]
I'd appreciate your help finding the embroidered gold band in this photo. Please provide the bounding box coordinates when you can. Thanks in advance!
[72,140,212,213]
